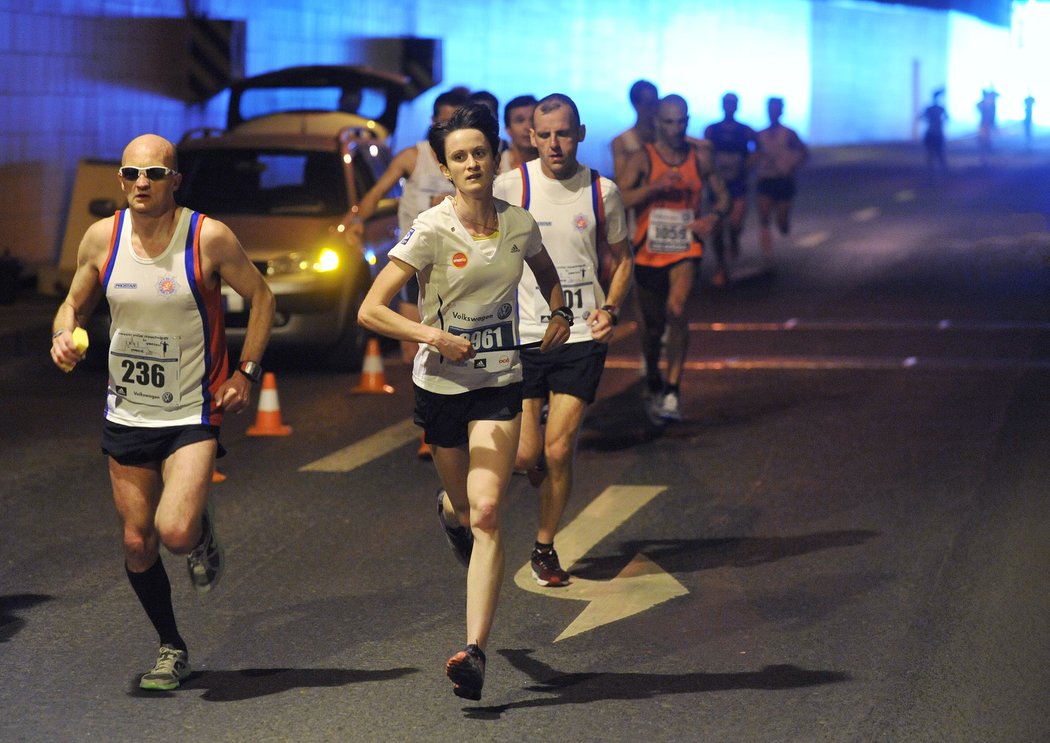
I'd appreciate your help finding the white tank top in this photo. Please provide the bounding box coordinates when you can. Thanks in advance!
[101,208,229,427]
[493,160,628,344]
[397,142,455,235]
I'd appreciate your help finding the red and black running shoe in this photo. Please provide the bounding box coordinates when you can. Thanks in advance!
[531,547,571,586]
[446,643,486,701]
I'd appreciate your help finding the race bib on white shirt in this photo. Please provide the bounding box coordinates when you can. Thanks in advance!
[443,300,517,375]
[108,330,181,408]
[555,262,598,320]
[647,207,693,253]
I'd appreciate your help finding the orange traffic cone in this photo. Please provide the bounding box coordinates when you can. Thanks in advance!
[247,372,292,436]
[352,338,395,394]
[211,468,227,483]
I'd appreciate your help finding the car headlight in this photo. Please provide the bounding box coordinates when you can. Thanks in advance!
[265,247,341,276]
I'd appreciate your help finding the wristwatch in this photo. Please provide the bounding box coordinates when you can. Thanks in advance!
[236,360,263,384]
[600,304,619,326]
[550,307,574,326]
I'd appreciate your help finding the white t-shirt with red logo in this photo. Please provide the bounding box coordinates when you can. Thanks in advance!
[389,196,543,394]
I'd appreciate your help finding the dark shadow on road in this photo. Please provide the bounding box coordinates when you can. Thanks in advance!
[723,262,777,290]
[464,649,849,718]
[570,530,879,580]
[577,383,674,452]
[0,593,53,642]
[580,379,814,449]
[128,666,418,701]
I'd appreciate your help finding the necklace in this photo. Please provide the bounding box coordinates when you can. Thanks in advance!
[453,198,497,233]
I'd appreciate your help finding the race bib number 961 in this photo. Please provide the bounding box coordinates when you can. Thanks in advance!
[448,322,514,353]
[444,300,517,373]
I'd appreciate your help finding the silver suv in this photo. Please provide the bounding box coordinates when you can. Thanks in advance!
[176,65,408,370]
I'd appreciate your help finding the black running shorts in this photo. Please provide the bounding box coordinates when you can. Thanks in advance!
[520,340,607,403]
[756,176,797,201]
[633,259,699,294]
[102,421,224,466]
[413,382,522,448]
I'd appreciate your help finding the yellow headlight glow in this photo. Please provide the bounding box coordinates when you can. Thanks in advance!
[313,248,340,273]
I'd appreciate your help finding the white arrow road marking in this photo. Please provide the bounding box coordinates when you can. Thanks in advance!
[794,230,830,248]
[300,418,418,472]
[851,206,881,222]
[514,485,688,642]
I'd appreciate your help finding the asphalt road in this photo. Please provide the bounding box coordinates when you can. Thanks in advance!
[2,140,1049,742]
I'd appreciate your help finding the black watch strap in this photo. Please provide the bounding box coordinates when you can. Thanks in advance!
[551,307,574,326]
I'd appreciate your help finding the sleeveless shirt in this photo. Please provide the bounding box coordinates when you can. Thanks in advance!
[494,160,627,344]
[101,208,228,427]
[397,142,455,235]
[632,143,705,267]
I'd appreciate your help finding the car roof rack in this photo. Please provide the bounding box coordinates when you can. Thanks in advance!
[226,64,411,135]
[179,126,227,143]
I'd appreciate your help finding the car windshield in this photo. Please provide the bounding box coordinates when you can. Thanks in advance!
[178,149,348,217]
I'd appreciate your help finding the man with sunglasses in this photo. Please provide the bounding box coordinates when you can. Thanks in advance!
[50,133,274,691]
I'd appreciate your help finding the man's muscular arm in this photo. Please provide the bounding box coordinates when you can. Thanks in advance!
[51,218,109,369]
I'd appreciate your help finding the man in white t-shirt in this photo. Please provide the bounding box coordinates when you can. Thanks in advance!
[494,93,633,586]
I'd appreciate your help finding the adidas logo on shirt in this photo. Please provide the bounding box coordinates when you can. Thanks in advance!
[510,244,520,253]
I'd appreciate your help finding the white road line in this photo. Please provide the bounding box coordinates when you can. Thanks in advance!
[852,206,881,222]
[300,418,418,472]
[301,319,1049,473]
[686,319,1050,332]
[794,230,830,248]
[605,356,1050,371]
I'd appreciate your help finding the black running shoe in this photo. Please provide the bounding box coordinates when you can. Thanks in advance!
[446,643,486,701]
[436,489,472,567]
[531,547,571,587]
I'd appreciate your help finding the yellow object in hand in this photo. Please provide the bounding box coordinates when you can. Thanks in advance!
[72,327,89,353]
[60,328,90,372]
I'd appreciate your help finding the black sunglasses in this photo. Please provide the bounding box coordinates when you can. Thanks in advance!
[119,166,177,181]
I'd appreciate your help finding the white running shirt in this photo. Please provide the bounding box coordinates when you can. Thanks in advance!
[390,196,543,394]
[101,208,228,427]
[494,161,627,344]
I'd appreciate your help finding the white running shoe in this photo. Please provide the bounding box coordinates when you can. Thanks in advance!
[139,645,191,690]
[658,391,682,422]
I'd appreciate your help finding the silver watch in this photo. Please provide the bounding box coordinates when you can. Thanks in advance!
[237,360,263,383]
